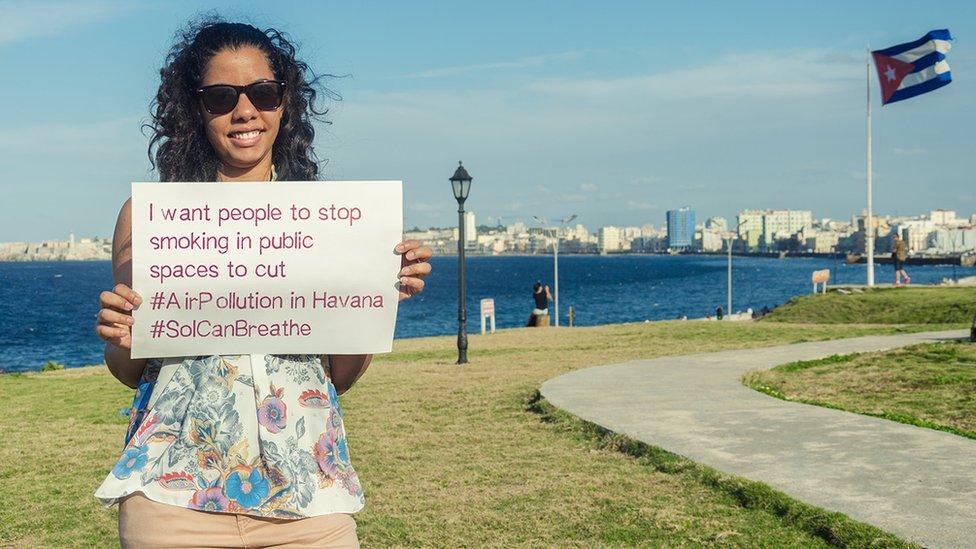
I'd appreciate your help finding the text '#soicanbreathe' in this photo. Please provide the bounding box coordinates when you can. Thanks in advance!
[149,319,313,339]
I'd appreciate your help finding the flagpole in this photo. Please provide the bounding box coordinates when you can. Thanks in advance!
[866,45,875,287]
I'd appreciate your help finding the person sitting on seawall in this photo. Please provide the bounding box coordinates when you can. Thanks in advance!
[892,232,911,286]
[92,18,432,549]
[526,281,552,326]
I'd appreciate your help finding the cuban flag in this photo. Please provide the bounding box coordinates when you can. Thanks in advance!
[871,29,952,105]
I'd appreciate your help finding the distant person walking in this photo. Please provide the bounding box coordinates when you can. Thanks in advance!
[526,281,552,326]
[716,306,724,321]
[892,233,911,286]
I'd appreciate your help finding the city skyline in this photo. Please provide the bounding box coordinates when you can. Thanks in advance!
[2,1,974,241]
[9,203,975,261]
[401,205,976,258]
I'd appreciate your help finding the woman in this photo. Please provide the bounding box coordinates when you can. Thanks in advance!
[93,18,432,548]
[892,232,911,286]
[525,281,552,326]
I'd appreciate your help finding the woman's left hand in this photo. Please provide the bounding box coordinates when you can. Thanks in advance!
[396,239,433,301]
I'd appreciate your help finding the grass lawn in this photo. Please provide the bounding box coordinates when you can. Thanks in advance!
[745,340,976,440]
[0,321,929,547]
[761,286,976,325]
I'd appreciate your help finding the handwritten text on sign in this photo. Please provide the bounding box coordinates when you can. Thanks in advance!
[130,181,402,358]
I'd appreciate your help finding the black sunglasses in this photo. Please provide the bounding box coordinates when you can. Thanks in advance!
[196,80,286,115]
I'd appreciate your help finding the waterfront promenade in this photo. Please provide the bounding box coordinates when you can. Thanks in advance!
[541,329,976,548]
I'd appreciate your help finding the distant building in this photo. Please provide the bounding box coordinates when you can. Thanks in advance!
[508,220,527,235]
[932,227,976,253]
[598,226,621,254]
[704,217,728,231]
[851,213,891,254]
[464,211,477,242]
[930,209,956,225]
[763,210,812,248]
[805,232,841,253]
[699,230,725,252]
[631,235,665,253]
[895,220,935,253]
[736,209,812,251]
[737,211,764,250]
[622,226,642,240]
[0,234,111,261]
[666,207,695,249]
[569,223,591,241]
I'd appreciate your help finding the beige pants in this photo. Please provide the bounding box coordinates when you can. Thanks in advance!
[118,492,360,548]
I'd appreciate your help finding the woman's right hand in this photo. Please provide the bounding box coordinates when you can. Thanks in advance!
[96,283,141,349]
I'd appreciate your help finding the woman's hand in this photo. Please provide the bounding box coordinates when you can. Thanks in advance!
[396,239,433,301]
[96,283,141,349]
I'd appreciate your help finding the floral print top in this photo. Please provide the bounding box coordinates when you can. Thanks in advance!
[94,354,365,519]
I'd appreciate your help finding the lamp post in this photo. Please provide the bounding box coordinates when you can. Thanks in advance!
[726,220,748,319]
[533,214,577,327]
[450,161,473,364]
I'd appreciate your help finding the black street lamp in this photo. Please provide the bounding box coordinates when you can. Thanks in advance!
[450,161,473,365]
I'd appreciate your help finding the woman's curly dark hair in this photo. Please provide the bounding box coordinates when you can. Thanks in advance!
[145,15,338,181]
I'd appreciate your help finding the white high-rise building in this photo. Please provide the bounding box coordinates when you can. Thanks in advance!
[464,211,476,242]
[598,226,621,253]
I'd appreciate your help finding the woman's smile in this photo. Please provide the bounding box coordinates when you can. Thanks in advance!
[227,127,265,148]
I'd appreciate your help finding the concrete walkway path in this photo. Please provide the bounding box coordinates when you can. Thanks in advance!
[540,330,976,548]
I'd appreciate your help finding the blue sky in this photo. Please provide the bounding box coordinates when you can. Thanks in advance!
[1,0,974,241]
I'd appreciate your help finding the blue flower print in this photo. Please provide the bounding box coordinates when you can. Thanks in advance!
[225,467,270,509]
[112,445,149,479]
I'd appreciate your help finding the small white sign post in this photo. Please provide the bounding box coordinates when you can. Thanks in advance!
[812,269,830,294]
[129,180,402,358]
[480,298,496,334]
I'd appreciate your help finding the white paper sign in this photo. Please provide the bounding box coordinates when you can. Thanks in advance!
[129,181,402,358]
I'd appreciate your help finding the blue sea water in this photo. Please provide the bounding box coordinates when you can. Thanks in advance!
[0,256,969,372]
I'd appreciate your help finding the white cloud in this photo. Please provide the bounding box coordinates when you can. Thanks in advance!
[404,51,585,79]
[560,194,586,203]
[580,182,599,192]
[527,50,860,100]
[0,1,138,45]
[0,115,145,152]
[407,202,440,213]
[631,176,662,186]
[894,147,928,156]
[627,201,658,211]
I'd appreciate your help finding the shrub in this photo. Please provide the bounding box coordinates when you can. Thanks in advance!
[41,360,65,372]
